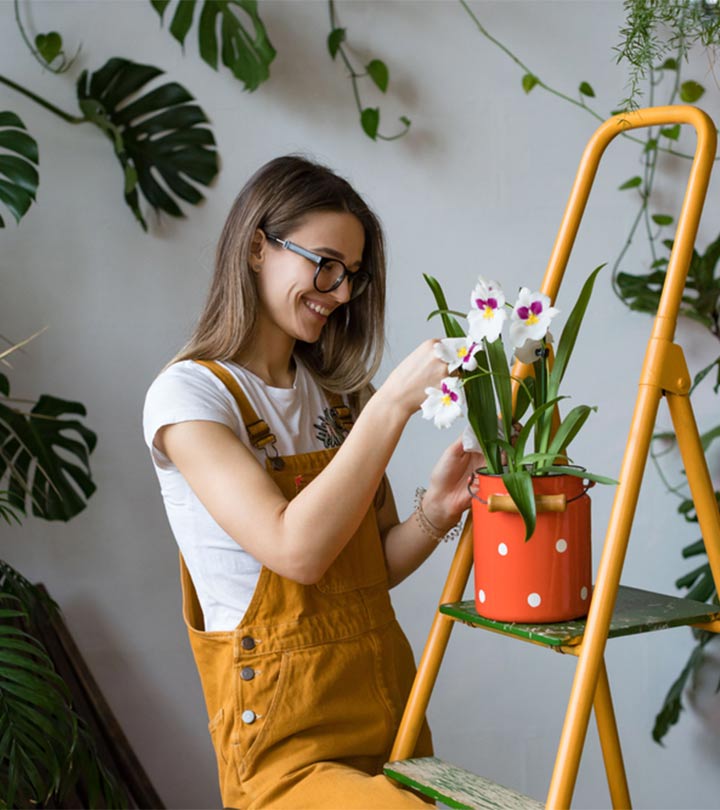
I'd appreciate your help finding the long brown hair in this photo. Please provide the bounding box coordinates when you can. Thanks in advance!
[168,155,386,401]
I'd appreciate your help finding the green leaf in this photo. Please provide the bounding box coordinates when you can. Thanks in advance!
[644,138,658,153]
[485,338,513,442]
[542,465,618,485]
[427,307,467,321]
[153,0,277,91]
[579,81,595,98]
[35,32,63,65]
[652,214,674,227]
[76,58,219,229]
[423,275,464,338]
[550,264,605,399]
[513,396,565,463]
[680,80,705,104]
[513,375,535,422]
[700,423,720,452]
[0,393,97,521]
[502,469,536,540]
[659,57,678,71]
[399,115,411,128]
[0,112,39,227]
[328,27,346,59]
[546,405,596,462]
[653,637,711,744]
[522,73,539,94]
[361,107,380,140]
[366,59,389,93]
[619,176,642,190]
[660,124,681,141]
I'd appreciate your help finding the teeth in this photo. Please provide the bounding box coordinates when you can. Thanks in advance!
[304,299,331,317]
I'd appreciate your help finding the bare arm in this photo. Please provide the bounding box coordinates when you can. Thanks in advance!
[157,340,447,585]
[377,438,483,588]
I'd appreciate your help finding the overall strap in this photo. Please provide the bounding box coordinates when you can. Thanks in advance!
[325,391,354,433]
[194,360,280,457]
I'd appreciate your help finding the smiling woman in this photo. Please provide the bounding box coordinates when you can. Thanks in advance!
[141,155,483,808]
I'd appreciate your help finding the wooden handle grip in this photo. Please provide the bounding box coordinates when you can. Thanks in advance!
[487,493,567,513]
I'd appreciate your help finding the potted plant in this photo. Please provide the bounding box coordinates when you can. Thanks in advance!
[422,266,615,622]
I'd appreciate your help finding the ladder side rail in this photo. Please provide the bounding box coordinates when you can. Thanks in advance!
[593,658,631,810]
[389,518,475,762]
[541,106,717,808]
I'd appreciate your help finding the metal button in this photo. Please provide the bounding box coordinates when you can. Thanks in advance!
[240,636,255,651]
[240,667,255,681]
[241,709,256,724]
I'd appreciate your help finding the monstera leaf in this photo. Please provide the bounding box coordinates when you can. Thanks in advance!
[0,377,97,522]
[150,0,276,91]
[77,58,219,230]
[0,112,39,228]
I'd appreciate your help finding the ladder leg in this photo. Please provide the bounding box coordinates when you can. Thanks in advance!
[666,391,720,592]
[594,658,631,809]
[389,518,475,762]
[546,382,663,808]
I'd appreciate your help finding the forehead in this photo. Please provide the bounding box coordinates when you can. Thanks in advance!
[288,211,365,260]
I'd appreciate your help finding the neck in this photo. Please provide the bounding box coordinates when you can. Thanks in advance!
[233,319,297,389]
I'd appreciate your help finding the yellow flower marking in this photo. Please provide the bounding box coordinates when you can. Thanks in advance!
[483,306,495,319]
[441,394,452,406]
[525,312,539,325]
[456,346,468,359]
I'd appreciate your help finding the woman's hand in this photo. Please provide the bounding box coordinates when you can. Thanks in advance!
[422,436,484,531]
[378,339,448,419]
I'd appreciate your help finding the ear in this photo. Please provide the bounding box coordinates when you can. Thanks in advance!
[250,229,266,272]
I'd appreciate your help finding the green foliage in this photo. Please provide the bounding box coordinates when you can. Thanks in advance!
[680,79,705,103]
[619,175,642,190]
[360,107,380,140]
[76,58,219,230]
[150,0,276,92]
[34,32,62,66]
[327,27,346,59]
[366,59,389,93]
[0,113,39,228]
[522,73,539,94]
[616,234,720,333]
[615,0,720,108]
[0,378,97,522]
[579,81,595,98]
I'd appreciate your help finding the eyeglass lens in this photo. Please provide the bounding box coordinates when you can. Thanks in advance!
[315,260,370,299]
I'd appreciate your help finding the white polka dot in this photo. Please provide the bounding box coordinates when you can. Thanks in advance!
[555,538,568,553]
[581,586,588,600]
[527,593,542,608]
[478,589,486,604]
[498,542,508,556]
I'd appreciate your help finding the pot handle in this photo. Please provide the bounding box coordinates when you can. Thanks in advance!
[467,474,595,513]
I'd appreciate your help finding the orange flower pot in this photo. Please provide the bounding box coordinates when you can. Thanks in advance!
[471,471,593,623]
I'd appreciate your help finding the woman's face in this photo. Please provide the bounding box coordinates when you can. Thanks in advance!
[254,210,365,346]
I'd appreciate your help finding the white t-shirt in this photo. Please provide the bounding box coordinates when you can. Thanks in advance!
[142,358,344,631]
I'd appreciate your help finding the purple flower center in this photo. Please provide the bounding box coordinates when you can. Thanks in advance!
[475,296,498,311]
[462,342,478,363]
[441,382,459,402]
[517,300,543,320]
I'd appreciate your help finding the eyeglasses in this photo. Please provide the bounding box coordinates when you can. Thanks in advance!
[263,232,371,300]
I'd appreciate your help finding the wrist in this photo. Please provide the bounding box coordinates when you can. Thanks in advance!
[421,488,457,532]
[414,487,462,543]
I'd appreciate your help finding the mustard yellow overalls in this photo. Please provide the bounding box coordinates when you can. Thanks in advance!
[179,361,433,808]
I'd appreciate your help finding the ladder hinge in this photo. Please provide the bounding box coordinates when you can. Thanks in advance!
[639,339,691,395]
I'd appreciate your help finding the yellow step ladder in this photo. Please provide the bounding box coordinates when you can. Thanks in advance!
[384,106,720,809]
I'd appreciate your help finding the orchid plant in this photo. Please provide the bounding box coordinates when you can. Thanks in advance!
[421,265,615,539]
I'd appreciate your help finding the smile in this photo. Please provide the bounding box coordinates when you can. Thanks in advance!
[303,299,332,318]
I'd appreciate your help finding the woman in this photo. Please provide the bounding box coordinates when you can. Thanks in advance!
[143,155,480,808]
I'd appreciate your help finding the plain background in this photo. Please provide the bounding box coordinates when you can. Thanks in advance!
[2,1,720,807]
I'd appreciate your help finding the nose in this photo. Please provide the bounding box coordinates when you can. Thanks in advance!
[330,275,352,304]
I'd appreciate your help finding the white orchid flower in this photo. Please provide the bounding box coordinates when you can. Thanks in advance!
[421,377,465,429]
[513,330,554,364]
[467,277,507,344]
[434,337,481,372]
[509,288,560,348]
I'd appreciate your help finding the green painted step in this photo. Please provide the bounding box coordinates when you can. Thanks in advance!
[440,585,720,648]
[384,757,543,809]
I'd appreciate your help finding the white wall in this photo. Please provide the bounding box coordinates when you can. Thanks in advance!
[2,1,720,807]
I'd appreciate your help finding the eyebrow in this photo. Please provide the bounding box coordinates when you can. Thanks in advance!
[312,246,362,269]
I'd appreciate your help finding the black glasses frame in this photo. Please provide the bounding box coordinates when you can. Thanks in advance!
[263,232,371,299]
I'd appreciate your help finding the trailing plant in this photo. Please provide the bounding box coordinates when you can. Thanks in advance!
[459,0,720,743]
[327,0,411,141]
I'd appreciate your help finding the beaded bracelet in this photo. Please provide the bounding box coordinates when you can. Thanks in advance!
[414,487,462,543]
